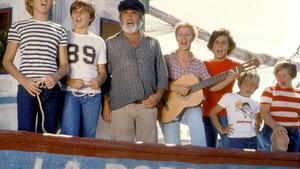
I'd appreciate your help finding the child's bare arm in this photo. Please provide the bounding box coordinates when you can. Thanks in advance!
[260,104,287,135]
[89,64,107,90]
[209,104,231,134]
[3,42,41,96]
[255,112,262,133]
[209,70,239,92]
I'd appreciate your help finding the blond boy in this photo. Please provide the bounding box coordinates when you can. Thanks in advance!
[210,71,260,149]
[2,0,69,133]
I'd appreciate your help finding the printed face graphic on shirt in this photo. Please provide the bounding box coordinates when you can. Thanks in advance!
[235,101,254,119]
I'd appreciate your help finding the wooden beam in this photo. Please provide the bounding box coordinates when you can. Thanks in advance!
[0,130,299,168]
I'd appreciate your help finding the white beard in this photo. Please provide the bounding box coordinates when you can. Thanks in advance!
[121,20,143,33]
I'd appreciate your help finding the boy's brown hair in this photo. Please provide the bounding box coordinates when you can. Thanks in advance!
[237,70,260,89]
[274,60,297,79]
[207,28,236,55]
[70,0,96,25]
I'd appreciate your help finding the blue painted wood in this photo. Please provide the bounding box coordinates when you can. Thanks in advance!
[0,97,16,104]
[0,150,296,169]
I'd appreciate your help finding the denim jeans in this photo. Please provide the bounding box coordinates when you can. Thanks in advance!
[162,107,207,147]
[258,124,272,151]
[203,116,218,147]
[17,84,61,133]
[260,124,299,152]
[203,116,230,148]
[219,116,231,148]
[228,136,257,149]
[61,91,102,138]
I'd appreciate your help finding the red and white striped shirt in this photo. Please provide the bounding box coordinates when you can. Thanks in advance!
[260,84,300,128]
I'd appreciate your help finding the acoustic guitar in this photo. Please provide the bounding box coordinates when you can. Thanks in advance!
[158,59,260,123]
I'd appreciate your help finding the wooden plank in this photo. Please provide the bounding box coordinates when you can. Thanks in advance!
[0,130,299,168]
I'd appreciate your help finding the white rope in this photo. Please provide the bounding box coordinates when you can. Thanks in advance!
[36,93,47,133]
[72,91,96,97]
[35,77,48,133]
[72,82,96,97]
[57,81,96,97]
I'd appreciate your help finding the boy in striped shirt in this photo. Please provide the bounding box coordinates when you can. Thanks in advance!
[260,61,299,152]
[2,0,69,133]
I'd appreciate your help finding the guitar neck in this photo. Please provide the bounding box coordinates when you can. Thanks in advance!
[190,71,230,93]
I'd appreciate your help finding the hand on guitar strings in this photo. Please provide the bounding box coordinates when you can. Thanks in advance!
[227,69,240,79]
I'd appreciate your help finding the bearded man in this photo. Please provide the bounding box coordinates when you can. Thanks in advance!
[102,0,168,143]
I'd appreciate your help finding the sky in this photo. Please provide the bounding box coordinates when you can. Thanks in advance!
[150,0,300,100]
[151,0,300,59]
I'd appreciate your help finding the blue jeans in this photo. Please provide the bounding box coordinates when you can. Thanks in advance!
[162,107,207,147]
[203,116,230,148]
[228,136,257,149]
[203,116,218,147]
[17,84,61,133]
[61,91,102,138]
[258,124,272,151]
[260,124,299,152]
[219,116,231,148]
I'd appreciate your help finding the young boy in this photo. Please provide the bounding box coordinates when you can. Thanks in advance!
[209,71,260,149]
[2,0,69,133]
[61,0,107,138]
[203,29,240,147]
[260,61,299,152]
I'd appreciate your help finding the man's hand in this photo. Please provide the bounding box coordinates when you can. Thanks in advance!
[142,90,164,108]
[102,104,112,123]
[102,96,111,123]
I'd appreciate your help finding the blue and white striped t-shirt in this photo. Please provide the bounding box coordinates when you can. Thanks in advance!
[8,19,68,79]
